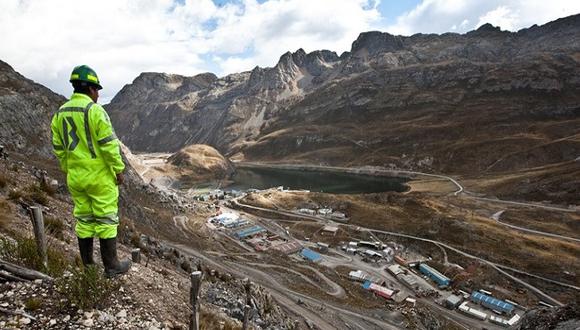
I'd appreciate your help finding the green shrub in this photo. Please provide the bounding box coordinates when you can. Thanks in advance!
[24,297,43,311]
[0,235,68,276]
[56,265,119,310]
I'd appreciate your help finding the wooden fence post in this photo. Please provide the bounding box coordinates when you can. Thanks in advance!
[242,305,251,330]
[131,249,141,263]
[243,278,252,305]
[189,271,203,330]
[29,206,47,268]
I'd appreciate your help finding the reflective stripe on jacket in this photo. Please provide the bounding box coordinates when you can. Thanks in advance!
[51,93,125,175]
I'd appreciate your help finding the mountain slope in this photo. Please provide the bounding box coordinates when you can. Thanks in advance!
[107,15,580,186]
[0,60,66,157]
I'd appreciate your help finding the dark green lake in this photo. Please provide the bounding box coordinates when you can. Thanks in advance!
[226,167,409,194]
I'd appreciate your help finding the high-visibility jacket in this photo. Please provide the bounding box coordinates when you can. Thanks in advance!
[51,93,125,239]
[51,93,124,175]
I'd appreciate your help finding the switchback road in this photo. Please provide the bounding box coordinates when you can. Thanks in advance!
[233,199,574,307]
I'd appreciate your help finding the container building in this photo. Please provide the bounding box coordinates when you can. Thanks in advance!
[470,292,514,315]
[362,281,396,300]
[359,241,381,250]
[419,263,451,287]
[317,208,332,216]
[321,226,338,236]
[489,315,509,327]
[458,302,488,321]
[507,314,521,326]
[316,242,329,252]
[386,264,404,276]
[445,294,463,309]
[298,208,316,215]
[363,250,383,260]
[348,270,383,285]
[394,255,407,266]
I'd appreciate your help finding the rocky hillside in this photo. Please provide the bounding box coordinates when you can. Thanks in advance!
[0,60,65,158]
[0,62,296,329]
[168,144,234,181]
[107,14,580,180]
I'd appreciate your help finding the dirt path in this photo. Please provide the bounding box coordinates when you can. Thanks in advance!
[295,264,346,298]
[491,210,580,242]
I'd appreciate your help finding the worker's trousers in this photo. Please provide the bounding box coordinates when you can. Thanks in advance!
[67,162,119,239]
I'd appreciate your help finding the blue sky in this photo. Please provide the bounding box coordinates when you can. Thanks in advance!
[0,0,578,102]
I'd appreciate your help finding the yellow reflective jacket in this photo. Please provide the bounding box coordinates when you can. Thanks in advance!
[51,93,125,175]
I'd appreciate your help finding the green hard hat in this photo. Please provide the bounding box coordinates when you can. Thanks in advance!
[69,65,103,90]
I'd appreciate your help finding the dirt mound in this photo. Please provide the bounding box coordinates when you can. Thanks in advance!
[168,144,234,182]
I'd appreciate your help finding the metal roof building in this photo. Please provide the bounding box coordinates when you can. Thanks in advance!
[471,292,515,314]
[419,263,451,287]
[300,248,322,262]
[234,225,266,239]
[398,274,419,290]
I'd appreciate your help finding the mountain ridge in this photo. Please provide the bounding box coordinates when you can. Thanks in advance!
[106,14,580,202]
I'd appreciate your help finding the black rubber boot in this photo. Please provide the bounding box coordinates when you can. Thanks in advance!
[78,237,94,266]
[99,237,131,278]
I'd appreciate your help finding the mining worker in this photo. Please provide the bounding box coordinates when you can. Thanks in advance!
[50,65,131,277]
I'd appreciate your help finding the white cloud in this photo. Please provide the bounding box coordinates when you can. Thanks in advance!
[0,0,381,102]
[0,0,578,103]
[386,0,580,35]
[476,6,518,30]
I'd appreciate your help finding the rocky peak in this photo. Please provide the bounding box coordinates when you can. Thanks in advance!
[476,23,502,33]
[110,71,217,104]
[351,31,404,55]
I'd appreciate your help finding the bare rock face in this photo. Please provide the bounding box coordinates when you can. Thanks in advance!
[0,60,65,157]
[106,14,580,180]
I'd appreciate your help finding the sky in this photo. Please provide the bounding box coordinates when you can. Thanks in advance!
[0,0,579,103]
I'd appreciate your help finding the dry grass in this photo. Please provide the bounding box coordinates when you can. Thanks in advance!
[44,216,65,240]
[200,308,241,330]
[0,198,11,229]
[406,178,457,194]
[0,173,9,189]
[6,184,50,206]
[0,235,69,276]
